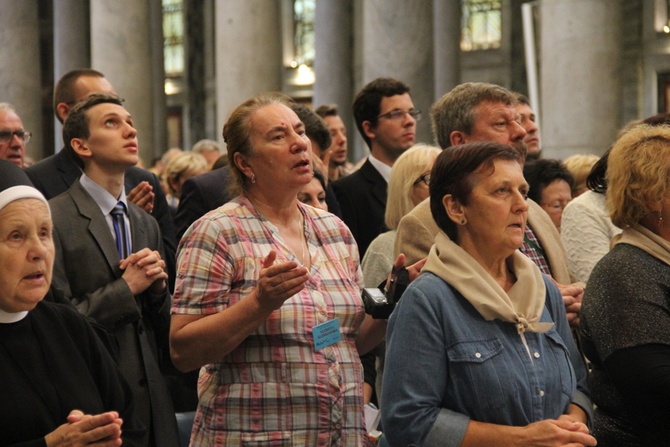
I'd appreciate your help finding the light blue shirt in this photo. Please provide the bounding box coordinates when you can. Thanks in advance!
[381,272,591,447]
[80,174,132,253]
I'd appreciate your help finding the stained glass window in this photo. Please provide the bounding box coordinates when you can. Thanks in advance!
[163,0,184,76]
[461,0,502,51]
[292,0,315,66]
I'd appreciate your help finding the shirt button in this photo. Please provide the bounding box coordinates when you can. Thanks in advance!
[533,352,540,358]
[475,352,482,358]
[539,390,545,397]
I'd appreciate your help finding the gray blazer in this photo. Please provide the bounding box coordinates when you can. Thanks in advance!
[49,179,179,447]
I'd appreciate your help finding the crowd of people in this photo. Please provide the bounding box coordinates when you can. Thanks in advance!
[1,66,668,447]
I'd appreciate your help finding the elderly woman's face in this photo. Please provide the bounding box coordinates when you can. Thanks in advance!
[244,104,313,191]
[539,179,572,232]
[0,199,54,312]
[455,159,529,257]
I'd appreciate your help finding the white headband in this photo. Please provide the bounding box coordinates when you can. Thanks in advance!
[0,185,50,216]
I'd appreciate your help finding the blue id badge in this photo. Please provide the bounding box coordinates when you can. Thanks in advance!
[312,319,342,351]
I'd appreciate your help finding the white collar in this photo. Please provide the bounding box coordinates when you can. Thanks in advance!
[0,308,28,324]
[367,154,392,183]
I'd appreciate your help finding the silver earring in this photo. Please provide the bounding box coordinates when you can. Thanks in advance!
[659,211,664,228]
[250,173,256,184]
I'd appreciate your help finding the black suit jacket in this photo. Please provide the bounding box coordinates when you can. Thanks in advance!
[49,180,179,447]
[332,158,387,258]
[25,149,177,290]
[174,167,233,240]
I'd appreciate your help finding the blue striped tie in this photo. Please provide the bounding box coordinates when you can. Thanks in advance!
[111,202,130,259]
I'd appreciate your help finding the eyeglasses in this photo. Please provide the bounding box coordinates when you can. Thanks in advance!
[0,130,31,144]
[541,200,570,212]
[378,109,422,122]
[413,173,431,186]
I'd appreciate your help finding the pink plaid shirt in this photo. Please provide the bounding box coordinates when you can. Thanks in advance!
[172,196,369,446]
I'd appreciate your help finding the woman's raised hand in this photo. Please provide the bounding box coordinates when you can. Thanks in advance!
[255,250,310,310]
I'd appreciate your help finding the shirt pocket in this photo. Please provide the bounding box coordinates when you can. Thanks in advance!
[542,330,577,402]
[446,338,521,418]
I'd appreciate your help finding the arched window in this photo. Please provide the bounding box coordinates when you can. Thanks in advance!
[461,0,502,51]
[163,0,184,77]
[292,0,315,67]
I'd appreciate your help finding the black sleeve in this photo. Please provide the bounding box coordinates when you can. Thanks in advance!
[361,351,376,386]
[325,183,342,219]
[145,172,178,292]
[174,176,208,241]
[605,343,670,421]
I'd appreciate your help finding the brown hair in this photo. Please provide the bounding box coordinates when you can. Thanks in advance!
[53,69,106,123]
[431,82,517,149]
[430,142,521,241]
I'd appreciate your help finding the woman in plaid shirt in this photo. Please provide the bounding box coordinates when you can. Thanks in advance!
[170,94,387,446]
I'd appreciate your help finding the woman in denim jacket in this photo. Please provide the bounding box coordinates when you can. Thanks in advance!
[381,142,595,447]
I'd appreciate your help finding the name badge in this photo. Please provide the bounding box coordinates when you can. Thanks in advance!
[312,319,341,351]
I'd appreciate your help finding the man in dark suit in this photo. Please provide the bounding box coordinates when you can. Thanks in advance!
[174,166,233,240]
[332,77,419,258]
[25,69,177,290]
[49,93,179,447]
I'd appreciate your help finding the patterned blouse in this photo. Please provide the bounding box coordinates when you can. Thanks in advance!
[172,195,368,446]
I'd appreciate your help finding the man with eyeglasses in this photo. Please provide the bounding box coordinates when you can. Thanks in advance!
[332,77,419,260]
[0,103,30,168]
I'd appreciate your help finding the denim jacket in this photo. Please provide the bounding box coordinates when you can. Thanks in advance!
[381,272,591,447]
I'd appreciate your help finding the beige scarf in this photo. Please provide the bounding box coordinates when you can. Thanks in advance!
[423,232,554,334]
[611,223,670,266]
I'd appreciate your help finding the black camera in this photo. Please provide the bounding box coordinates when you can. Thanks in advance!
[362,265,410,319]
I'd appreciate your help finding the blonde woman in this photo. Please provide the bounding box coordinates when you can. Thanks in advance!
[360,143,441,403]
[162,152,208,212]
[581,123,670,445]
[563,153,599,197]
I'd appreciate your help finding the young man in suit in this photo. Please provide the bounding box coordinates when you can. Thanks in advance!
[25,69,177,290]
[332,77,419,258]
[48,93,179,447]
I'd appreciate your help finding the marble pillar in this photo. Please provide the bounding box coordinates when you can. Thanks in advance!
[355,0,434,154]
[313,0,354,144]
[0,1,42,162]
[215,0,282,147]
[91,0,165,164]
[53,0,90,154]
[433,0,461,101]
[540,0,622,158]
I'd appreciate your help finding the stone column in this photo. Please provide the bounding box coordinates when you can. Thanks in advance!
[53,0,90,154]
[0,1,42,161]
[91,0,165,164]
[313,0,354,145]
[433,0,461,101]
[540,0,622,158]
[215,0,282,147]
[355,0,434,155]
